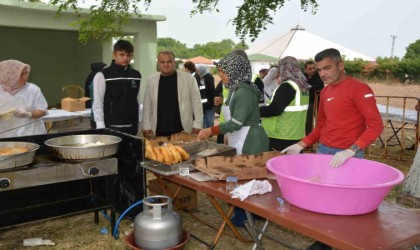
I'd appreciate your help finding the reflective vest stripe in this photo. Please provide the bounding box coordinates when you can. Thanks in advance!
[105,77,141,81]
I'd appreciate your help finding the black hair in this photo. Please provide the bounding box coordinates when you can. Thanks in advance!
[314,48,342,63]
[183,61,196,72]
[304,60,315,69]
[113,40,134,53]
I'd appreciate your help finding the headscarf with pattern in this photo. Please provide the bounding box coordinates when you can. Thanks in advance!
[218,54,263,99]
[277,56,311,94]
[0,60,30,95]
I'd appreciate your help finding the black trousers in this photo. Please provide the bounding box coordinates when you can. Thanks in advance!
[107,125,138,136]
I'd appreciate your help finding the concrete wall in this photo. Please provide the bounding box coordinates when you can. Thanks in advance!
[0,26,102,107]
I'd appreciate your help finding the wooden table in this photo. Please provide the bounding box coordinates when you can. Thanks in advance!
[158,173,420,250]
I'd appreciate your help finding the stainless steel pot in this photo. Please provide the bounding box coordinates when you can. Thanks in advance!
[0,141,40,170]
[44,134,122,161]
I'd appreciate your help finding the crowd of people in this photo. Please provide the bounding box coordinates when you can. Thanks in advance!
[0,39,400,249]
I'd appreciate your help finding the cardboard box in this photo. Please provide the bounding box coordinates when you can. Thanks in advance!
[61,97,90,112]
[194,151,283,180]
[148,179,198,211]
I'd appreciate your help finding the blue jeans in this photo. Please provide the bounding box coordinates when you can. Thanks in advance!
[317,143,364,158]
[203,108,215,128]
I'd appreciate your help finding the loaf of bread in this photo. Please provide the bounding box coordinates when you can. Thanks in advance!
[144,139,189,164]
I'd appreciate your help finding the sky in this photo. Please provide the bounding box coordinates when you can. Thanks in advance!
[139,0,420,59]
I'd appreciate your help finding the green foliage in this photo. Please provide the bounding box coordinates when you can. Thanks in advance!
[404,39,420,60]
[343,59,368,79]
[49,0,152,43]
[349,56,420,83]
[157,38,190,58]
[47,0,318,44]
[192,0,318,42]
[157,38,248,59]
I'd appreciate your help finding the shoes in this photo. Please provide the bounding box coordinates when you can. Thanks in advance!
[306,241,332,250]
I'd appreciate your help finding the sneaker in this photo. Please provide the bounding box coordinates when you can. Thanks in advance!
[306,241,332,250]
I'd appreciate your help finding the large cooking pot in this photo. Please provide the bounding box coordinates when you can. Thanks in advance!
[0,141,40,170]
[44,134,122,161]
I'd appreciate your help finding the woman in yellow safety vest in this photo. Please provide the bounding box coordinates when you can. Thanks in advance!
[260,56,311,151]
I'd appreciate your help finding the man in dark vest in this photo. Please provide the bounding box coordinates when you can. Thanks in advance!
[92,40,142,136]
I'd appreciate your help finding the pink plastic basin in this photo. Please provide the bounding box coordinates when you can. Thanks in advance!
[266,154,404,215]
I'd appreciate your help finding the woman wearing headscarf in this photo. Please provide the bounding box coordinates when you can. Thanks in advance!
[0,60,48,138]
[260,56,311,151]
[197,53,269,154]
[197,53,269,227]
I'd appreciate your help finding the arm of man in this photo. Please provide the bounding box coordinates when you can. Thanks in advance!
[142,78,154,131]
[92,72,106,129]
[189,75,204,130]
[351,85,384,149]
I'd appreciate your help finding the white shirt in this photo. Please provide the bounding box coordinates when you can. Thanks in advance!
[0,82,48,138]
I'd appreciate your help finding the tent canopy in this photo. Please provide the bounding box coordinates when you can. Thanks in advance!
[246,25,375,62]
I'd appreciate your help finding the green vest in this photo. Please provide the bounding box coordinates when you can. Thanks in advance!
[261,80,309,140]
[219,86,230,123]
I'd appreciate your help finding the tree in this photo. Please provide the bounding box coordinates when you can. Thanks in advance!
[404,39,420,60]
[49,0,318,43]
[157,38,190,58]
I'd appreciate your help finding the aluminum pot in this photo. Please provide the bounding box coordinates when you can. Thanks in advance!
[44,134,122,161]
[0,141,40,170]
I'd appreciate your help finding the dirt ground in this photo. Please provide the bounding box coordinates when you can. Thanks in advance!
[0,82,419,250]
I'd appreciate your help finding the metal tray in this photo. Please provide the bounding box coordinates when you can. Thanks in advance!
[140,141,236,175]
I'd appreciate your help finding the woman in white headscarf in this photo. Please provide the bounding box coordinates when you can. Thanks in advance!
[0,60,48,138]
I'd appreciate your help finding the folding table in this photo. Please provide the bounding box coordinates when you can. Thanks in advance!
[154,173,420,249]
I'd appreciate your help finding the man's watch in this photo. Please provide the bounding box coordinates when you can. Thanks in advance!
[349,144,361,154]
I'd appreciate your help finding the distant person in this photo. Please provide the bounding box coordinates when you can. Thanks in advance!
[142,51,203,137]
[84,62,106,128]
[253,68,268,104]
[260,57,311,151]
[0,60,48,138]
[183,61,201,85]
[281,48,384,250]
[303,61,324,135]
[92,40,142,136]
[214,80,228,143]
[197,65,215,128]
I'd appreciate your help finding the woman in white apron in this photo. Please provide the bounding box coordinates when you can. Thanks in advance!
[0,60,48,138]
[197,53,269,227]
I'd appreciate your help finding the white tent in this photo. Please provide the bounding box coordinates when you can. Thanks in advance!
[246,25,375,62]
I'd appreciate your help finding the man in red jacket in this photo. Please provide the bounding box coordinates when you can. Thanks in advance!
[282,48,384,250]
[282,48,383,167]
